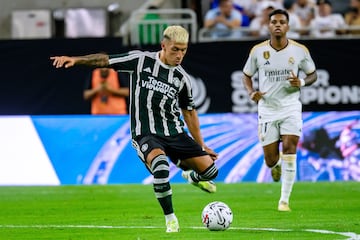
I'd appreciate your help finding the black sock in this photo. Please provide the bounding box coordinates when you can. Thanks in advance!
[151,155,173,215]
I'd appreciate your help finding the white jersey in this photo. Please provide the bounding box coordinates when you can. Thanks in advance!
[243,39,316,123]
[310,14,347,38]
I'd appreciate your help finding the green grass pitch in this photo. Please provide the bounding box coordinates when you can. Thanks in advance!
[0,182,359,240]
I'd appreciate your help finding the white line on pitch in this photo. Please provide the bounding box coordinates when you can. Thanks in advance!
[0,225,359,240]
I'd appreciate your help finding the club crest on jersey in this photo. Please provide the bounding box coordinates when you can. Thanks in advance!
[263,51,270,60]
[263,51,270,65]
[173,77,181,88]
[141,143,148,152]
[288,57,295,65]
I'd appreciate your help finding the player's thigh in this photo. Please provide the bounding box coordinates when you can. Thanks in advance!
[280,115,302,153]
[183,155,214,173]
[258,121,280,146]
[259,121,281,166]
[167,133,210,172]
[132,135,165,167]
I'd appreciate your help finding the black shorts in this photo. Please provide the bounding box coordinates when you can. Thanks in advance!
[132,133,208,166]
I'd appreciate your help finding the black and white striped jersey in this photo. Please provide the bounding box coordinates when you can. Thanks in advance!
[109,50,195,138]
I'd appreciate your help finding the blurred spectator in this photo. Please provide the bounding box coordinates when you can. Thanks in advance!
[344,0,360,35]
[84,68,129,115]
[233,0,252,26]
[250,0,284,19]
[249,1,276,37]
[284,0,303,38]
[293,0,316,28]
[243,0,259,20]
[204,0,242,39]
[309,0,347,38]
[210,0,251,26]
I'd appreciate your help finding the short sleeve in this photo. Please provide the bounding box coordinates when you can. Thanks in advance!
[299,49,316,74]
[178,75,196,110]
[243,48,257,77]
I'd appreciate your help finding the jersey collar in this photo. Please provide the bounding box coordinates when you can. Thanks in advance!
[156,51,177,70]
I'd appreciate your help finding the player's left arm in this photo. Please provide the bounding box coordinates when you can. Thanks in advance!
[303,71,317,86]
[182,109,218,160]
[289,49,318,87]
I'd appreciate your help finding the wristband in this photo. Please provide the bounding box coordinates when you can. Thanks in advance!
[300,78,305,87]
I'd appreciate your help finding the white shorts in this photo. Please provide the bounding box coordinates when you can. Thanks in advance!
[258,115,302,146]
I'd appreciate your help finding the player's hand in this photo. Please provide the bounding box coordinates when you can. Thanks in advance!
[250,91,266,103]
[203,145,218,161]
[50,56,76,68]
[287,71,303,87]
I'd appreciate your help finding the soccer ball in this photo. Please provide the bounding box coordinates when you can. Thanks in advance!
[201,201,233,231]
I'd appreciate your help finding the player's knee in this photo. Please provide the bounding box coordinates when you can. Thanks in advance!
[264,155,280,168]
[151,155,171,194]
[265,160,277,168]
[151,155,169,178]
[198,163,218,181]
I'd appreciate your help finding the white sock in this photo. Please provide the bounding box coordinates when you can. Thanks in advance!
[165,213,177,222]
[280,154,296,204]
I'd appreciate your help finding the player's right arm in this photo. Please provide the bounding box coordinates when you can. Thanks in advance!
[50,53,109,68]
[242,74,265,103]
[242,74,255,96]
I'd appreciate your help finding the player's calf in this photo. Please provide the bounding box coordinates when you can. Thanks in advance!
[182,163,218,193]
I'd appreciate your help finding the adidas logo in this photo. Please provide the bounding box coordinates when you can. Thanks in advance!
[144,67,152,73]
[264,61,270,65]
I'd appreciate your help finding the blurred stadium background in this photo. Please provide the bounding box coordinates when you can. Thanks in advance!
[0,0,359,186]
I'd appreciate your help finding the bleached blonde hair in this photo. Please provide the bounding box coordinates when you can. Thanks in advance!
[163,25,189,43]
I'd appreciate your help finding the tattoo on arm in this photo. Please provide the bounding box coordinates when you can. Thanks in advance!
[76,54,109,67]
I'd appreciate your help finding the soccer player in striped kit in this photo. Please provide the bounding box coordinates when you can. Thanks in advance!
[51,25,218,232]
[242,9,317,211]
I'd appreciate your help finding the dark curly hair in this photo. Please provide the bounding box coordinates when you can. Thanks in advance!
[269,9,289,22]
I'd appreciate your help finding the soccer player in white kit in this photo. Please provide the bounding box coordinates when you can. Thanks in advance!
[242,9,317,211]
